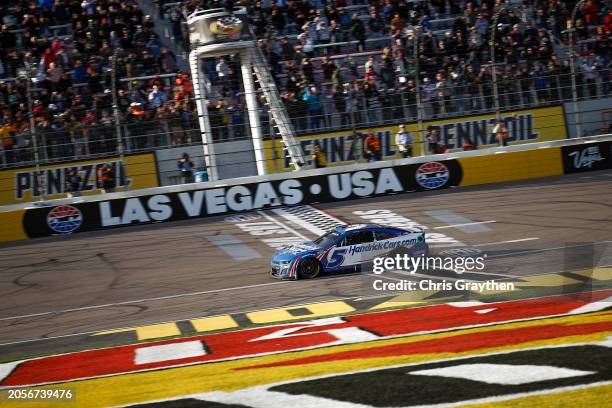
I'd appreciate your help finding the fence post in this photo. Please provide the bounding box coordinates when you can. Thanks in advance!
[21,62,45,200]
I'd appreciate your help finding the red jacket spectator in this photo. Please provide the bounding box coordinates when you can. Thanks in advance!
[364,66,378,81]
[42,49,56,69]
[604,10,612,31]
[582,1,600,25]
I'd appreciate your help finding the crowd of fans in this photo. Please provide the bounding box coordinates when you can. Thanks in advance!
[0,0,610,168]
[0,0,198,165]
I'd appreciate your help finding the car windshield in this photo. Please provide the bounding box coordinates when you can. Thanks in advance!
[313,230,340,248]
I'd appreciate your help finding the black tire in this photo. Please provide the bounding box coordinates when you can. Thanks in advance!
[298,258,321,279]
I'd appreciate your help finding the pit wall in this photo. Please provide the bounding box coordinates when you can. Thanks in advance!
[0,136,610,244]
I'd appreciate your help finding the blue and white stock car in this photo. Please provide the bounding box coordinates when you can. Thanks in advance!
[270,224,428,280]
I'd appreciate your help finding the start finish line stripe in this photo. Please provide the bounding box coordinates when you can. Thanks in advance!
[424,210,494,233]
[1,290,611,387]
[207,234,262,261]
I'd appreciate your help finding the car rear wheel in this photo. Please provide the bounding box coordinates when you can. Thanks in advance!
[298,258,321,279]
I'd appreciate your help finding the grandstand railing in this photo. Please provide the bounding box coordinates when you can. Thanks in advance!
[1,74,610,170]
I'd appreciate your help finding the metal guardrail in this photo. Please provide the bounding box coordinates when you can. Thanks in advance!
[1,93,610,171]
[2,132,611,213]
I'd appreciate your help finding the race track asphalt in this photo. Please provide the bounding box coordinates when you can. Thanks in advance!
[1,170,611,359]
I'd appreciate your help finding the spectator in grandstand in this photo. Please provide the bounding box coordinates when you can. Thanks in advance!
[302,85,323,130]
[300,58,316,84]
[395,124,413,158]
[178,152,194,184]
[66,169,82,198]
[216,57,230,86]
[492,120,509,147]
[426,126,441,154]
[297,29,316,58]
[97,162,115,193]
[316,19,331,55]
[336,83,351,127]
[322,86,335,128]
[582,59,599,98]
[364,79,381,124]
[351,81,365,125]
[0,122,15,164]
[311,144,327,169]
[368,5,386,47]
[159,47,178,73]
[364,130,381,162]
[349,12,366,52]
[148,85,168,111]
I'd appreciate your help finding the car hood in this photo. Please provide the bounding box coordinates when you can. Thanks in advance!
[272,242,319,261]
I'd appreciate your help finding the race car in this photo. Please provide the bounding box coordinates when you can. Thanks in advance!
[270,224,428,280]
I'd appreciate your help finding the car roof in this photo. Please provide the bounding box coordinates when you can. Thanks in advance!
[333,224,424,235]
[334,224,384,233]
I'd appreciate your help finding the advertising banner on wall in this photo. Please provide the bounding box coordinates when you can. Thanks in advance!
[0,153,159,205]
[561,140,612,174]
[263,106,567,172]
[22,159,463,238]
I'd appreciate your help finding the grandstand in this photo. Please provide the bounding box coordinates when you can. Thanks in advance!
[0,0,610,172]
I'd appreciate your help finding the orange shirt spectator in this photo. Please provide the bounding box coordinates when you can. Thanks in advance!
[364,131,381,162]
[0,123,15,149]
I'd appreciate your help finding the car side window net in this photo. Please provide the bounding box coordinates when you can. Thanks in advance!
[375,231,396,241]
[344,231,374,246]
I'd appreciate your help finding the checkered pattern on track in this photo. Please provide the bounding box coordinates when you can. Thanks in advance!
[279,205,346,234]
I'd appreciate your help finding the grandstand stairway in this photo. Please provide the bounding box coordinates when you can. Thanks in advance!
[251,47,306,171]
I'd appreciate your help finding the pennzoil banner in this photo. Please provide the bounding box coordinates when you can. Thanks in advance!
[0,153,159,205]
[264,105,567,172]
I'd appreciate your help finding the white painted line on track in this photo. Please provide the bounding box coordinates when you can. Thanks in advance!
[2,288,610,349]
[403,381,612,408]
[194,389,370,408]
[0,281,290,322]
[487,240,612,259]
[473,238,540,247]
[363,273,405,282]
[424,210,494,233]
[0,294,367,348]
[569,296,612,314]
[429,269,518,278]
[393,270,479,283]
[433,221,496,230]
[256,210,311,241]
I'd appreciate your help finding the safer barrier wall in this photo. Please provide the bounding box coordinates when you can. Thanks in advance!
[0,153,159,205]
[263,105,568,173]
[459,148,564,186]
[0,208,27,243]
[1,136,611,244]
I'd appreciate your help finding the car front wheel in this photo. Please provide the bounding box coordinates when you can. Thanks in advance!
[298,258,321,279]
